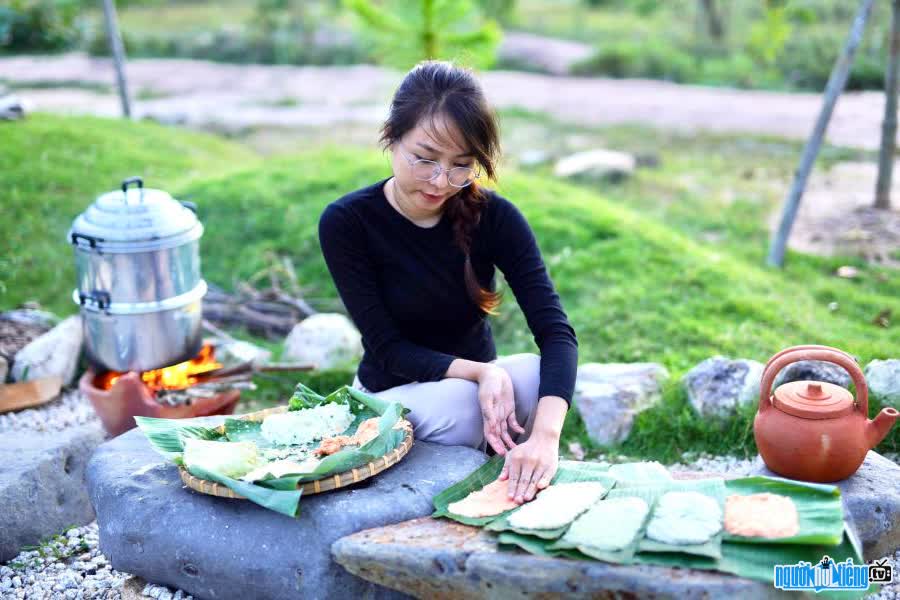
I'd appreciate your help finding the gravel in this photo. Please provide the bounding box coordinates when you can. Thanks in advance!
[0,388,98,433]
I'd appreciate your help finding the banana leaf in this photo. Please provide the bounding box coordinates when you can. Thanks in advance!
[432,459,615,528]
[723,476,844,545]
[134,415,225,459]
[497,531,589,561]
[136,385,409,517]
[431,455,510,526]
[222,418,281,448]
[548,495,652,564]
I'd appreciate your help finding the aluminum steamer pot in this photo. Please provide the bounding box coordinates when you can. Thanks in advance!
[69,177,206,373]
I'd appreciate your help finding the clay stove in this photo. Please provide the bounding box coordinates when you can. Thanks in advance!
[79,342,243,436]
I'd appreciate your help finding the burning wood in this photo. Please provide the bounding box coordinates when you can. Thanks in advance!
[95,343,223,393]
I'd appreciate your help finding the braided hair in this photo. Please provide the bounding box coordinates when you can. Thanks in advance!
[379,60,502,314]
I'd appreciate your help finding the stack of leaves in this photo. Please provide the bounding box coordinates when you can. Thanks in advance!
[432,460,871,595]
[137,384,409,517]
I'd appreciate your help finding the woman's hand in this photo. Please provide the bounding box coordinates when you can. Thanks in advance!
[499,428,560,504]
[498,395,568,503]
[476,363,525,456]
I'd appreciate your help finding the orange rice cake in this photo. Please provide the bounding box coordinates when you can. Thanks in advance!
[724,492,800,538]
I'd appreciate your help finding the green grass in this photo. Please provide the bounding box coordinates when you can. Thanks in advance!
[3,114,897,462]
[0,114,259,314]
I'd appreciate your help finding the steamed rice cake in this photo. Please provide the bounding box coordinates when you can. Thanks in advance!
[448,479,519,518]
[724,493,800,538]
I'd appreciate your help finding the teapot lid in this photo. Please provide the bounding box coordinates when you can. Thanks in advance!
[772,380,855,420]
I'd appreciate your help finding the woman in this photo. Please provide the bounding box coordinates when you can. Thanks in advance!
[318,60,577,505]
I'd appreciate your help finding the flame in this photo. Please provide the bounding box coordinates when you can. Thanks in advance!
[96,344,222,392]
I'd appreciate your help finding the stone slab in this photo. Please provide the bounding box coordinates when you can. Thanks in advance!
[332,517,793,599]
[86,423,487,600]
[753,450,900,560]
[0,421,107,562]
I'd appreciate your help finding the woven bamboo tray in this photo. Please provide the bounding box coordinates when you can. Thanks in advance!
[179,405,414,499]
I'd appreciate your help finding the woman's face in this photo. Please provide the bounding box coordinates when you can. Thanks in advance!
[389,113,476,215]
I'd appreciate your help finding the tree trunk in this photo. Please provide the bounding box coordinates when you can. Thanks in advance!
[699,0,725,41]
[101,0,131,118]
[875,0,900,210]
[767,0,875,267]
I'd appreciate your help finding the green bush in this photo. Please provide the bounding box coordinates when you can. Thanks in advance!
[87,26,369,66]
[778,30,886,91]
[0,0,83,52]
[572,39,697,83]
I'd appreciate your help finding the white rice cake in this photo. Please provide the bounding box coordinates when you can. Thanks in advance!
[608,461,671,483]
[563,496,650,551]
[260,403,353,446]
[508,481,606,530]
[240,457,321,482]
[645,491,723,545]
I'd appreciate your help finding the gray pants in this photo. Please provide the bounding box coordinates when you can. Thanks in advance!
[353,353,541,452]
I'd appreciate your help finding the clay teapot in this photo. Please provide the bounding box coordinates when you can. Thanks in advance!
[754,344,898,483]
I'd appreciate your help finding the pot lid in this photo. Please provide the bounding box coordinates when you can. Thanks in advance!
[772,380,855,420]
[69,177,200,246]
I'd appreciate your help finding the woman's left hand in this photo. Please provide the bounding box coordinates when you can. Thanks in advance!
[498,429,560,504]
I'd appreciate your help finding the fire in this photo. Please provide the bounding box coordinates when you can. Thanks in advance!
[96,344,222,392]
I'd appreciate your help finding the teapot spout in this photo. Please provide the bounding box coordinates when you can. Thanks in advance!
[867,407,900,448]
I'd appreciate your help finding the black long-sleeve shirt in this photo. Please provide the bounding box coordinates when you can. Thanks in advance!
[318,178,578,404]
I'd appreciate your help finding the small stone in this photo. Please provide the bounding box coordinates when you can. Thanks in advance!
[173,591,184,600]
[1,577,11,590]
[12,576,21,588]
[282,313,362,370]
[159,589,173,600]
[684,357,764,418]
[574,363,669,445]
[10,315,83,384]
[864,359,900,407]
[553,149,636,181]
[773,360,852,390]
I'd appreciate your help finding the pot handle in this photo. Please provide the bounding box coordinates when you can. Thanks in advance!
[758,345,868,415]
[121,176,144,204]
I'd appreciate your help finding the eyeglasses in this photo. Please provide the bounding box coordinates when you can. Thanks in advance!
[396,144,480,188]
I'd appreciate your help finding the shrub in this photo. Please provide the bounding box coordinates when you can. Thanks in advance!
[572,39,697,83]
[0,0,84,52]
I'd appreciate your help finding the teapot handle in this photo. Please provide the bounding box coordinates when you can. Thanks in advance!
[758,345,868,415]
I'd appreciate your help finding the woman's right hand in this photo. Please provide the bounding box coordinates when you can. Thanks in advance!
[477,364,525,455]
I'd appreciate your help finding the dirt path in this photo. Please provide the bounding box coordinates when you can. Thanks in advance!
[0,52,894,151]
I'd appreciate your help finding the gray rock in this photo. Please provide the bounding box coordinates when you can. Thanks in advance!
[517,149,550,167]
[553,149,636,181]
[214,339,272,368]
[0,94,26,120]
[684,357,764,418]
[11,315,83,385]
[0,356,7,383]
[283,313,362,370]
[333,517,787,599]
[86,422,486,600]
[0,421,106,562]
[0,309,57,329]
[752,451,900,560]
[574,363,669,445]
[497,32,594,76]
[865,359,900,407]
[773,360,852,389]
